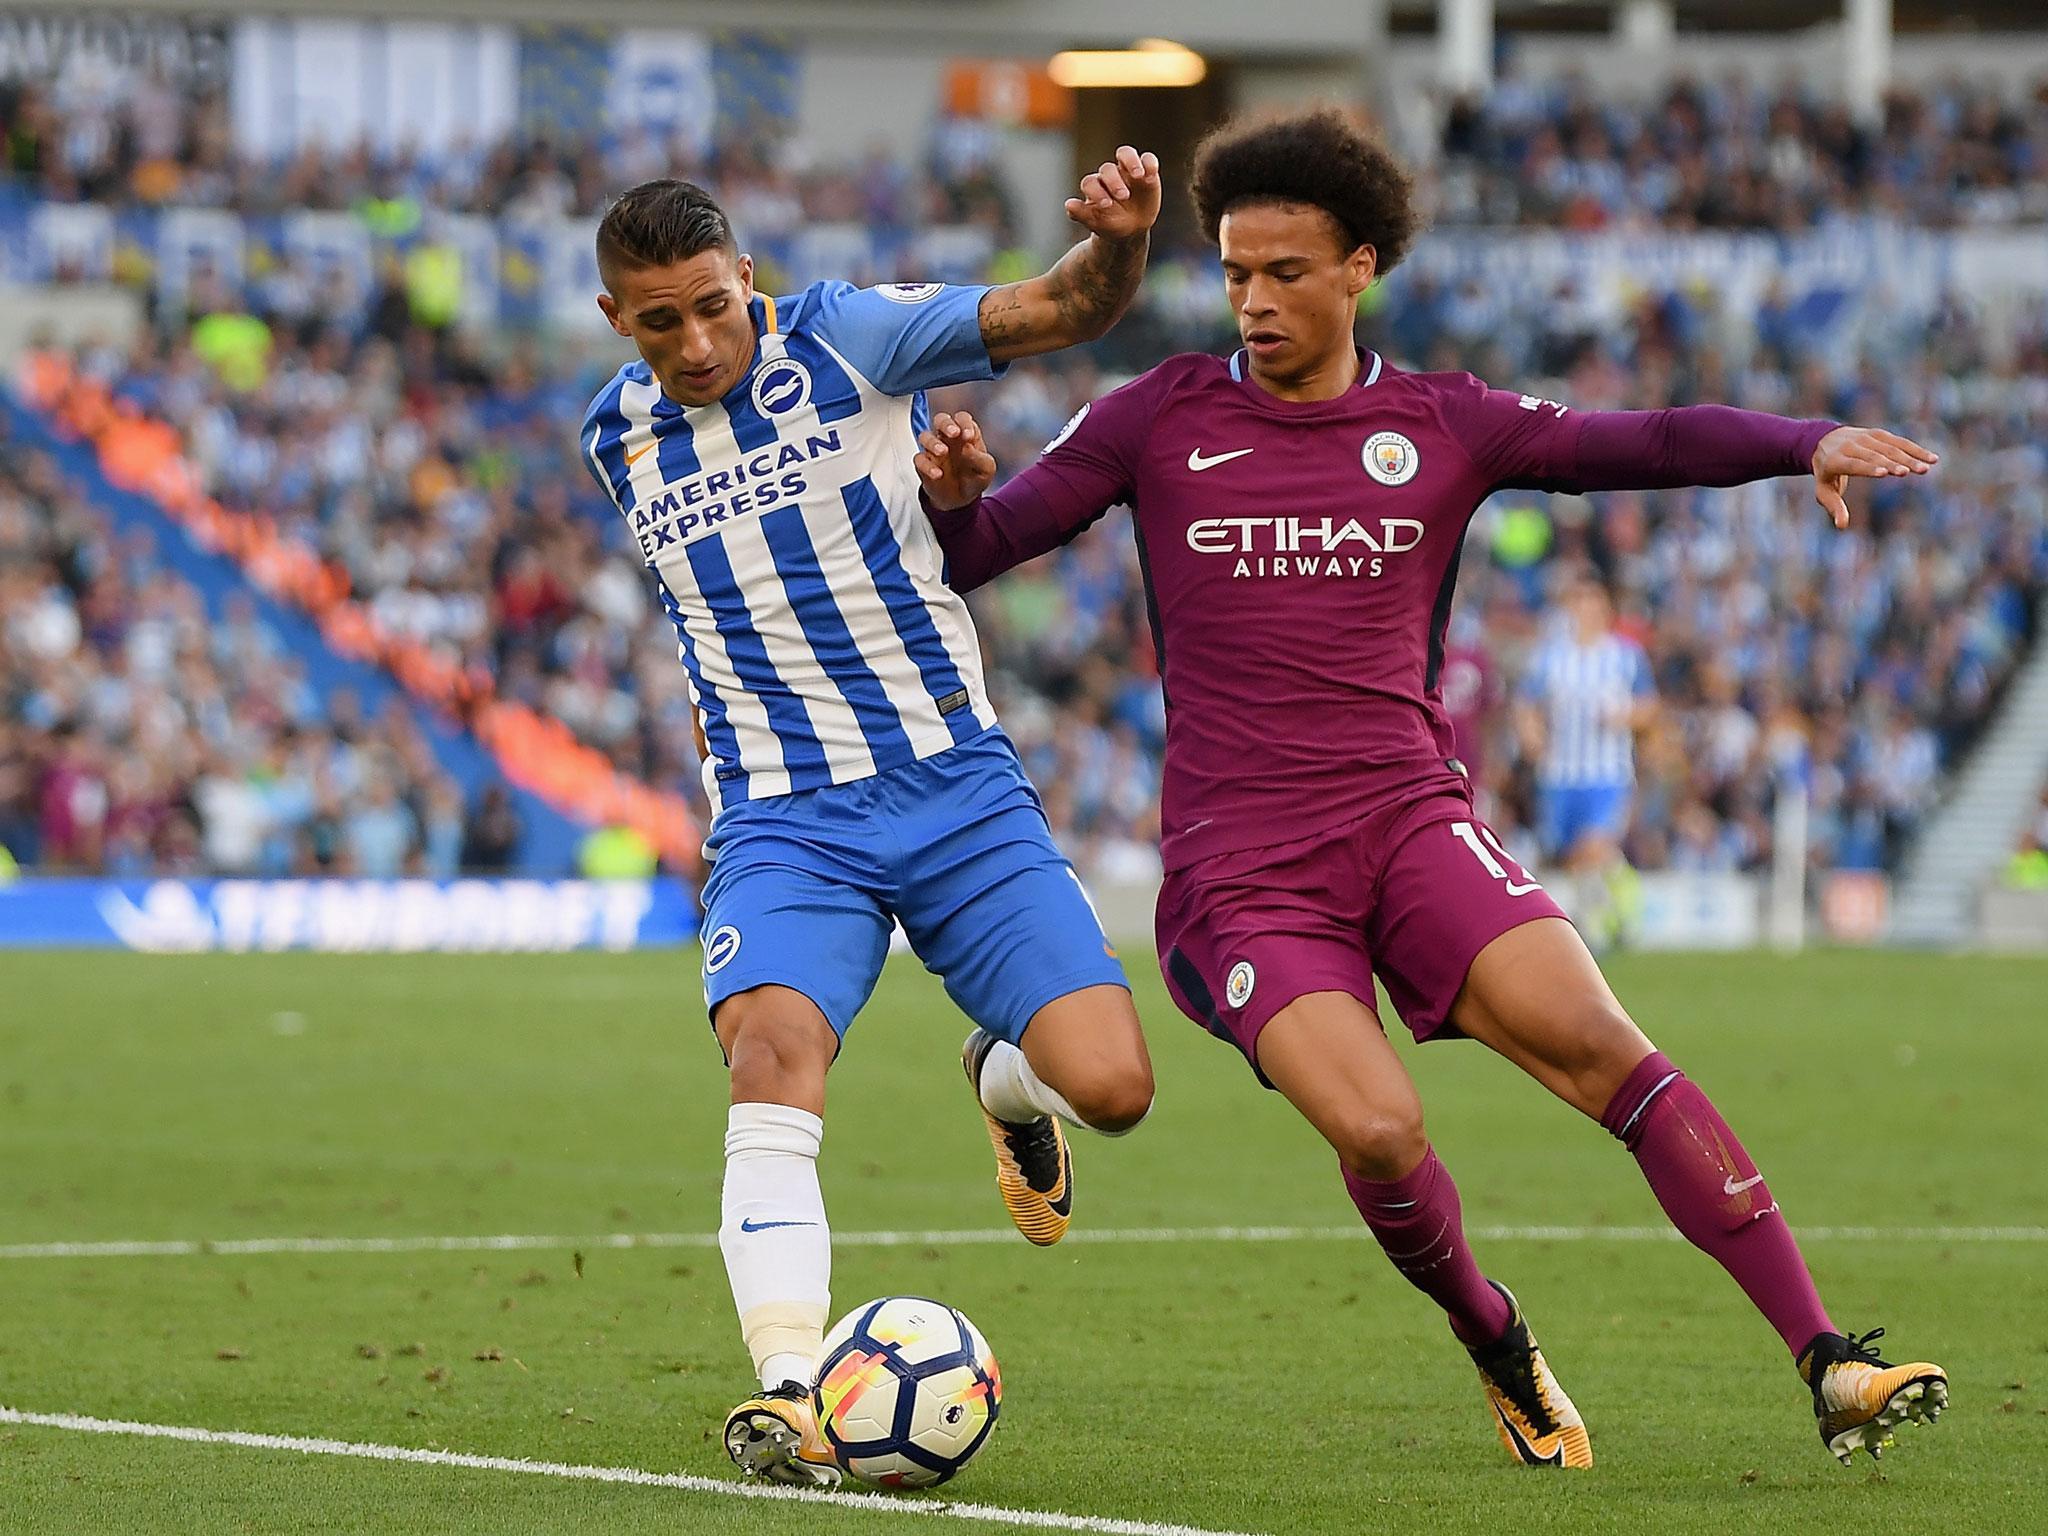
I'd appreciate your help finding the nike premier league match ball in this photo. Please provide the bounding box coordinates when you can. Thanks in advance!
[811,1296,1002,1488]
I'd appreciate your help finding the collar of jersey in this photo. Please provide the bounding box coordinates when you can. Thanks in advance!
[1225,346,1384,413]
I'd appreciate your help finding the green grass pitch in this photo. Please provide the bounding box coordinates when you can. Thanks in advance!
[2,948,2044,1534]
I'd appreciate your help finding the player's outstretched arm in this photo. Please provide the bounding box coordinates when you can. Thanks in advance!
[976,147,1159,366]
[1483,387,1941,524]
[914,409,1122,593]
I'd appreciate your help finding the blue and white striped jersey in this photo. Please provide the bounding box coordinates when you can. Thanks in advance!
[580,281,1001,813]
[1520,631,1652,787]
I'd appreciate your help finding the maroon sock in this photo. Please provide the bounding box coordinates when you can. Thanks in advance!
[1343,1147,1512,1348]
[1603,1051,1833,1357]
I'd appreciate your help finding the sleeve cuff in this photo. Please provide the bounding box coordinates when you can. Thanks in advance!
[1793,419,1839,472]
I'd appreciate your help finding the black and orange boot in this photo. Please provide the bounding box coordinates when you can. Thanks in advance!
[962,1028,1072,1246]
[1466,1283,1593,1468]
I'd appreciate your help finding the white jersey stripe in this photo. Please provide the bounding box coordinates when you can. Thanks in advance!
[719,516,878,784]
[794,490,949,744]
[618,376,667,512]
[877,434,996,733]
[661,556,792,802]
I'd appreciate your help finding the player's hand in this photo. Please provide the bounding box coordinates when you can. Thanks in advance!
[1810,426,1938,530]
[915,410,998,512]
[1064,146,1162,241]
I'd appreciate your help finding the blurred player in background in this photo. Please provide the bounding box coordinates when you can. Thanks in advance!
[914,109,1948,1470]
[579,149,1163,1486]
[1517,578,1654,945]
[1436,611,1497,810]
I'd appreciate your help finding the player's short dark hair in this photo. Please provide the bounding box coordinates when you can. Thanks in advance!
[595,179,736,286]
[1190,108,1420,274]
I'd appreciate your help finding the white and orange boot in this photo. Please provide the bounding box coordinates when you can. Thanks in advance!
[1799,1328,1948,1465]
[723,1382,842,1486]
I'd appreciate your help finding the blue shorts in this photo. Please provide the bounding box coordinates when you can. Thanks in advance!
[697,727,1127,1049]
[1538,781,1633,859]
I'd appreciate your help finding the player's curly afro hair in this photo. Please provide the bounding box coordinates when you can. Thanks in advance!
[1190,108,1420,274]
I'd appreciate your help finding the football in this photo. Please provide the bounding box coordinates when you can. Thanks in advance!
[811,1296,1002,1488]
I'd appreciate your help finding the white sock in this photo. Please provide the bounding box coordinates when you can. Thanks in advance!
[719,1102,831,1390]
[976,1039,1085,1129]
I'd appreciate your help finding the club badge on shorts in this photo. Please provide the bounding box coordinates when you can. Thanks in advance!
[704,925,742,974]
[1225,960,1256,1009]
[1362,431,1420,486]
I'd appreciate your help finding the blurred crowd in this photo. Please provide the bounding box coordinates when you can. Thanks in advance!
[1435,70,2048,230]
[0,424,526,877]
[8,66,2048,239]
[3,59,2046,885]
[0,75,1020,248]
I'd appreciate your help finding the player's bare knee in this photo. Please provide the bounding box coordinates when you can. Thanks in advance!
[720,993,833,1101]
[1329,1104,1428,1182]
[1064,1060,1154,1136]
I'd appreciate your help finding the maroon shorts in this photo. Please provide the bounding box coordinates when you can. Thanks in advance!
[1155,796,1568,1084]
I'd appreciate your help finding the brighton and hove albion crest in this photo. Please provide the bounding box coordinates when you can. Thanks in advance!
[751,356,813,416]
[704,924,743,974]
[878,283,944,304]
[1362,431,1420,486]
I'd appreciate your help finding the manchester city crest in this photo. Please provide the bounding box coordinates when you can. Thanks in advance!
[1362,430,1420,486]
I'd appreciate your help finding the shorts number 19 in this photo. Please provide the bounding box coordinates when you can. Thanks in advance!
[1451,821,1544,897]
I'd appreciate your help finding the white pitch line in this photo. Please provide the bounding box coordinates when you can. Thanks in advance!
[0,1224,2043,1262]
[0,1407,1265,1536]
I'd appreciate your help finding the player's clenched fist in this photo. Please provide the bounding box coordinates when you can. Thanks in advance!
[1065,146,1162,240]
[915,410,998,511]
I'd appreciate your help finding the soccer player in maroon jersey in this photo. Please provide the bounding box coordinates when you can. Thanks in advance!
[912,110,1949,1469]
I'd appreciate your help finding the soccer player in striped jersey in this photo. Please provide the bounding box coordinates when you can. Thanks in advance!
[914,110,1948,1470]
[1517,580,1657,943]
[580,157,1161,1487]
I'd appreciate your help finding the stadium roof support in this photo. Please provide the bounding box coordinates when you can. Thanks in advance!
[1845,0,1894,125]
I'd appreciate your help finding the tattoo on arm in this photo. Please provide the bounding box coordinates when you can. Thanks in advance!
[979,231,1149,360]
[1049,231,1147,337]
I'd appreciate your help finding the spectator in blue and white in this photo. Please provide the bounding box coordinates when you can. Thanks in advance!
[344,772,416,878]
[1517,578,1656,871]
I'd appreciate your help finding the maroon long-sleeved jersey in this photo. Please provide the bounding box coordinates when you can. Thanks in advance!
[931,349,1834,872]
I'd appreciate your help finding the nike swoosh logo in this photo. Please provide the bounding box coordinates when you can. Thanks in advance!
[738,1218,818,1233]
[624,440,658,466]
[1495,1405,1565,1467]
[1044,1146,1074,1218]
[1723,1173,1766,1196]
[1504,879,1544,896]
[1187,447,1254,472]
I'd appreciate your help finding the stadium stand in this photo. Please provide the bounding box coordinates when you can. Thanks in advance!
[0,416,514,877]
[1434,70,2048,230]
[4,67,2045,884]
